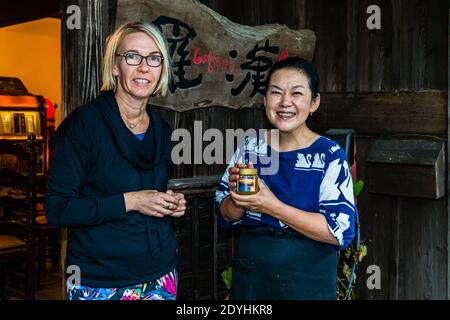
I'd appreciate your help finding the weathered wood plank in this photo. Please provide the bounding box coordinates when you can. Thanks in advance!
[200,0,301,29]
[313,91,447,136]
[396,0,447,90]
[170,175,234,299]
[305,0,348,92]
[61,0,117,117]
[356,194,400,299]
[355,0,394,92]
[155,104,270,179]
[354,137,400,299]
[346,0,358,92]
[305,0,448,92]
[366,139,446,199]
[425,0,448,90]
[397,198,448,299]
[357,0,448,91]
[353,136,448,299]
[447,4,450,300]
[293,0,306,29]
[168,175,221,190]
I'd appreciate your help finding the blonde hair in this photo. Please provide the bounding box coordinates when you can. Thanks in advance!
[101,21,171,97]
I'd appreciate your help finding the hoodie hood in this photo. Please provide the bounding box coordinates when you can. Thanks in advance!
[93,91,165,170]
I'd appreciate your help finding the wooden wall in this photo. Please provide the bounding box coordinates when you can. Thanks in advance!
[182,0,449,299]
[61,0,117,118]
[201,0,448,93]
[61,0,448,299]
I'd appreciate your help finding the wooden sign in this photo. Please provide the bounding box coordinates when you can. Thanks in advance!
[116,0,316,110]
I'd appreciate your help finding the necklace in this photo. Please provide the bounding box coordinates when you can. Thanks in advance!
[119,108,146,130]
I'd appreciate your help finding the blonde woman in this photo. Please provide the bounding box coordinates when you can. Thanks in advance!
[46,22,185,300]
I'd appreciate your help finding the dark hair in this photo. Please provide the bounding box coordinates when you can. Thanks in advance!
[266,57,320,99]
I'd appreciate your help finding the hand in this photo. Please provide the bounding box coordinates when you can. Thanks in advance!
[227,162,248,191]
[229,178,282,217]
[124,190,185,218]
[165,190,186,218]
[227,162,254,209]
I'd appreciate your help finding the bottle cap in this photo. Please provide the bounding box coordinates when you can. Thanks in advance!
[239,168,257,175]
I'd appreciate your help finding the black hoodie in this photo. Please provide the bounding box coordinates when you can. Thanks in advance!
[46,91,177,288]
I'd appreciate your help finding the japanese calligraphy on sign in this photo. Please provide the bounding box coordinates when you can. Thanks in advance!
[116,0,316,111]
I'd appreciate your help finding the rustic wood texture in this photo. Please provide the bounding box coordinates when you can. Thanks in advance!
[354,137,448,299]
[305,0,348,92]
[202,0,448,93]
[61,0,117,118]
[367,162,443,199]
[170,177,234,300]
[448,6,450,300]
[397,197,448,299]
[365,138,445,199]
[311,91,448,137]
[202,0,304,29]
[61,0,448,116]
[116,0,315,110]
[155,104,271,178]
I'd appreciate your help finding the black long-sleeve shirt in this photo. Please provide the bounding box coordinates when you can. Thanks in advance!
[46,91,176,288]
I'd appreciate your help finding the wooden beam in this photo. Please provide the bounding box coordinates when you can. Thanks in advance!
[447,4,450,300]
[311,91,448,137]
[294,0,306,29]
[61,0,117,118]
[345,0,357,92]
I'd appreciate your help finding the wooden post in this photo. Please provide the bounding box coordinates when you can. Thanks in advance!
[346,0,357,93]
[447,3,450,300]
[295,0,306,29]
[60,0,117,298]
[61,0,117,118]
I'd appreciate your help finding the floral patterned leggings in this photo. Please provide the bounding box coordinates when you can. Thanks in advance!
[67,269,177,300]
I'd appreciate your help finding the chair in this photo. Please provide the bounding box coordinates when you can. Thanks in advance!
[35,208,60,290]
[10,204,61,291]
[0,134,38,299]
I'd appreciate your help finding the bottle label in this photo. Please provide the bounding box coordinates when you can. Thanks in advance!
[238,175,257,193]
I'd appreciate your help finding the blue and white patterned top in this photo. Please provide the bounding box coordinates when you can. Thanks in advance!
[215,135,356,251]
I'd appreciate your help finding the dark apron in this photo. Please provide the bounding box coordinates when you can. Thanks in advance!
[231,226,337,300]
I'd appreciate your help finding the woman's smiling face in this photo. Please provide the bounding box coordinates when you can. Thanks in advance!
[264,68,320,134]
[113,32,162,102]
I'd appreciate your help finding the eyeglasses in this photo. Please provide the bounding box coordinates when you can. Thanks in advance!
[115,52,164,67]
